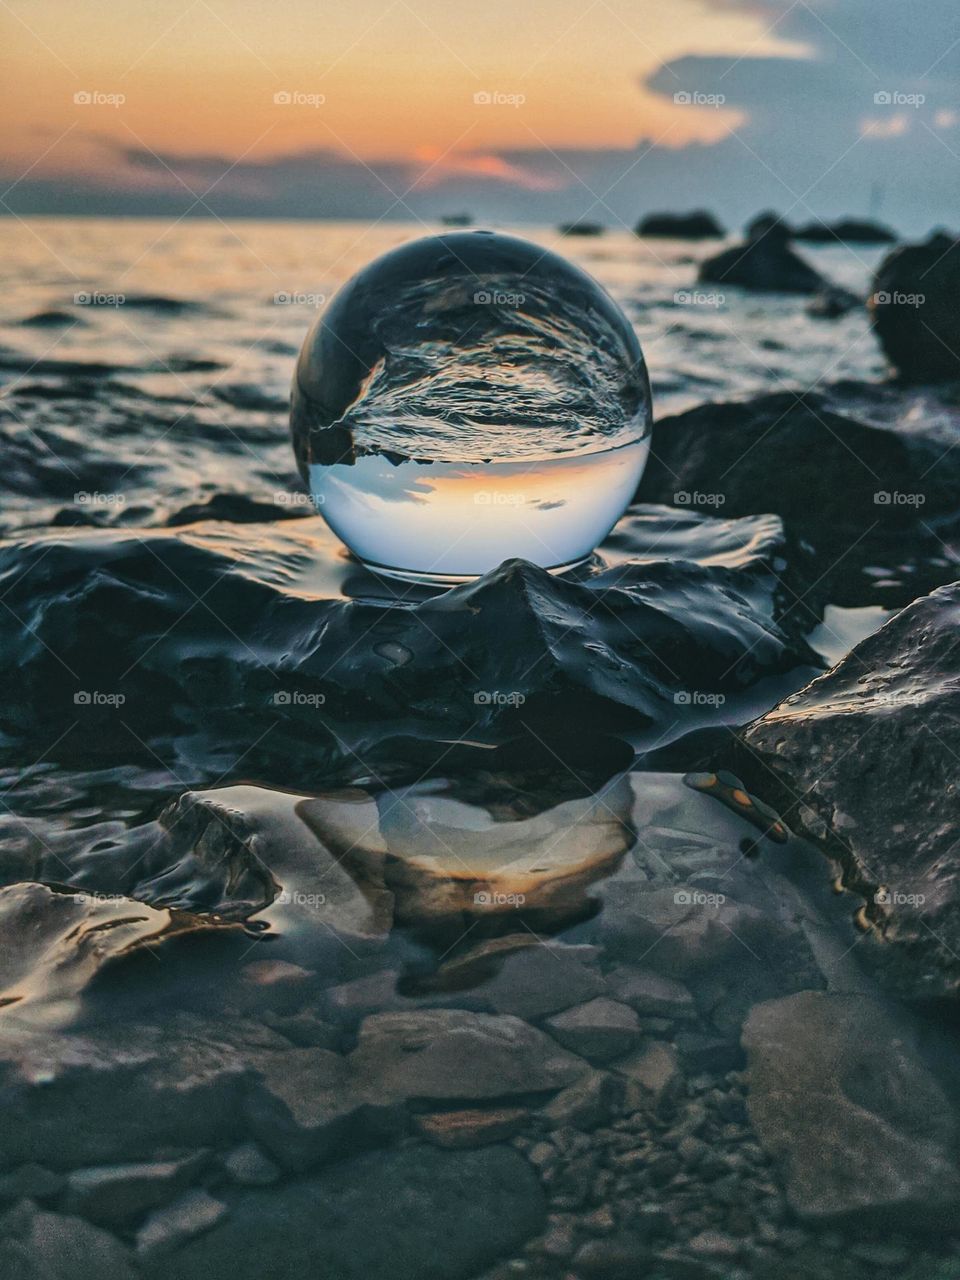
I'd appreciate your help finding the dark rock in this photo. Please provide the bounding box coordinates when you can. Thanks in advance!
[0,1164,64,1203]
[7,1207,138,1279]
[349,1010,590,1103]
[614,1041,682,1111]
[739,583,960,998]
[606,967,695,1019]
[805,284,861,319]
[795,218,896,244]
[745,211,794,241]
[138,1145,546,1280]
[443,941,606,1021]
[870,233,960,381]
[220,1143,280,1187]
[164,492,309,525]
[742,992,960,1227]
[64,1153,208,1226]
[637,212,724,239]
[573,1233,650,1277]
[0,520,820,779]
[698,231,824,294]
[136,1189,228,1260]
[544,999,642,1063]
[558,221,605,236]
[539,1070,625,1130]
[636,390,960,606]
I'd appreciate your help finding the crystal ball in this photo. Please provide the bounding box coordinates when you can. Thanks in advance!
[290,231,652,582]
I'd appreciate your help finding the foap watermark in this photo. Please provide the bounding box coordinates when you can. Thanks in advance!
[273,90,326,107]
[473,289,525,306]
[674,289,725,308]
[273,490,325,508]
[474,890,526,907]
[74,291,125,307]
[674,888,726,907]
[73,90,125,108]
[874,490,926,507]
[473,90,526,108]
[872,290,924,308]
[675,490,725,507]
[275,889,328,908]
[75,490,125,506]
[74,690,125,707]
[474,490,526,506]
[873,90,925,108]
[474,690,526,707]
[72,891,127,906]
[674,690,726,708]
[272,690,326,707]
[274,291,326,307]
[875,886,926,907]
[674,90,725,108]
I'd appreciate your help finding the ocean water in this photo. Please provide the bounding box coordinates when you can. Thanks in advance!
[3,218,959,1280]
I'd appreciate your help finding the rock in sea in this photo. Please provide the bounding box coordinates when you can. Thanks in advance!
[698,220,824,294]
[870,231,960,381]
[636,211,724,239]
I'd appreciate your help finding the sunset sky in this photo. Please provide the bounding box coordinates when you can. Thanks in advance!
[2,0,957,230]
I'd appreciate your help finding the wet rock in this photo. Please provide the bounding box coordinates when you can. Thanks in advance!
[742,992,960,1227]
[349,1010,589,1103]
[698,228,824,294]
[573,1233,651,1277]
[0,882,236,1024]
[220,1142,280,1187]
[795,218,896,244]
[0,1017,282,1169]
[0,1164,64,1203]
[539,1070,625,1130]
[414,1107,528,1148]
[637,211,724,239]
[136,1189,228,1261]
[8,1207,137,1280]
[870,232,960,381]
[805,285,861,319]
[615,1041,682,1111]
[544,999,642,1063]
[606,968,695,1020]
[139,1145,546,1280]
[740,583,960,998]
[64,1152,208,1226]
[0,520,822,778]
[164,492,308,526]
[637,390,960,606]
[243,1046,366,1172]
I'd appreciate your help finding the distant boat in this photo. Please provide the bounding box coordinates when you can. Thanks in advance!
[441,213,473,227]
[558,221,605,236]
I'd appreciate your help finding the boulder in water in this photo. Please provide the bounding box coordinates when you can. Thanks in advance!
[870,232,960,381]
[636,211,724,239]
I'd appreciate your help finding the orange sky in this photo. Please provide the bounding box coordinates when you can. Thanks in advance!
[2,0,807,184]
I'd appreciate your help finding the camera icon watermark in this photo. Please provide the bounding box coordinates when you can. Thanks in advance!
[272,690,326,707]
[74,291,125,308]
[474,690,526,707]
[674,690,726,707]
[73,90,125,108]
[873,490,925,506]
[674,490,725,507]
[473,90,526,107]
[873,90,925,108]
[273,291,326,307]
[874,886,925,906]
[74,690,126,707]
[273,90,325,107]
[674,888,726,907]
[673,90,725,108]
[674,289,724,307]
[473,890,526,907]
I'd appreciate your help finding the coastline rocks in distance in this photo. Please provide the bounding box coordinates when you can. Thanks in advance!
[743,992,960,1226]
[635,390,960,606]
[636,211,724,239]
[744,210,794,241]
[738,583,960,1000]
[794,217,896,244]
[558,221,605,236]
[870,232,960,381]
[698,224,824,294]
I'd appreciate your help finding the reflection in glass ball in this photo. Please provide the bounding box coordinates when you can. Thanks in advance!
[291,231,653,582]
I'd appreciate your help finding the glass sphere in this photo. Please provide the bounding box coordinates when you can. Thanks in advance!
[290,231,652,582]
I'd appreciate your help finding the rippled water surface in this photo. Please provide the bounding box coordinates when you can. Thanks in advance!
[1,219,959,1280]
